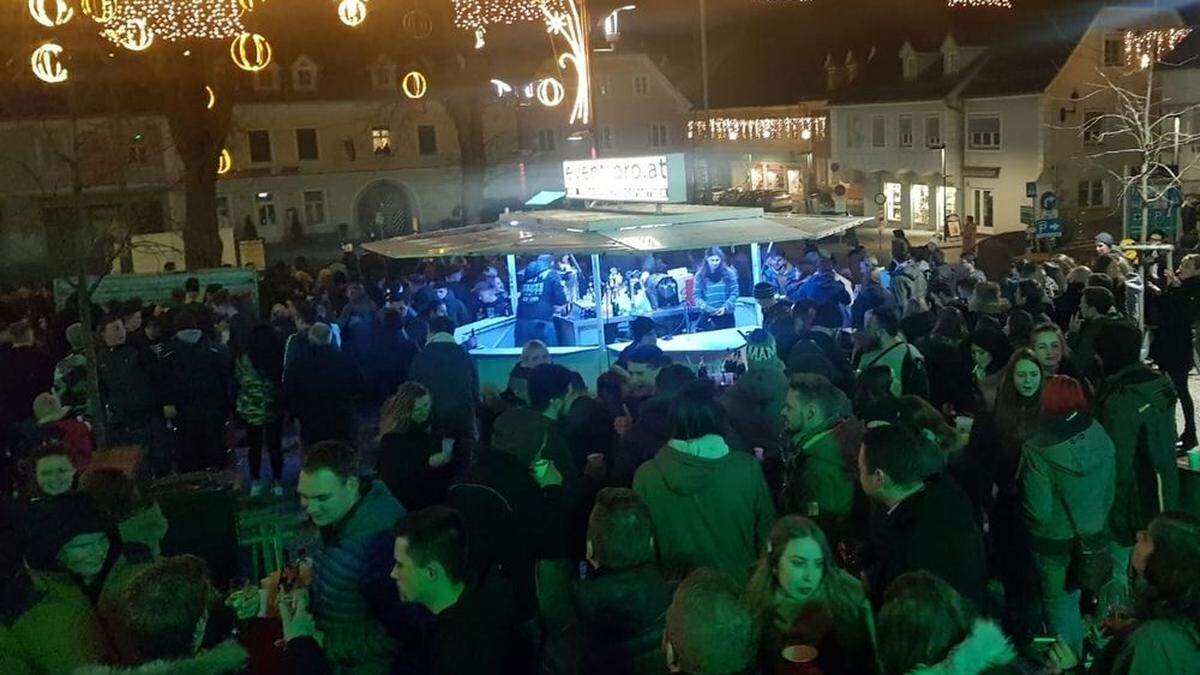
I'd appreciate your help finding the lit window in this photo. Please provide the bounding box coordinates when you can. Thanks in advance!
[256,192,277,227]
[898,116,913,148]
[303,190,326,226]
[910,184,930,226]
[972,189,994,228]
[292,56,318,91]
[925,115,942,147]
[372,126,391,155]
[884,182,902,222]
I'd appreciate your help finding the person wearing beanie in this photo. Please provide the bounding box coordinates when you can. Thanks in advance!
[52,322,92,420]
[743,329,786,373]
[448,407,570,623]
[159,311,234,473]
[1093,232,1123,272]
[0,493,153,675]
[32,392,93,469]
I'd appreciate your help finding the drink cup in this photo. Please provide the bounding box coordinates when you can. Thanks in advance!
[532,459,550,480]
[778,645,822,675]
[1188,449,1200,471]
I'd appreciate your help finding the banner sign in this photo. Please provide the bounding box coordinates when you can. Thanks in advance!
[562,154,687,203]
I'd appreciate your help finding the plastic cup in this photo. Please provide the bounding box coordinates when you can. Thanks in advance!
[532,459,550,479]
[1188,449,1200,471]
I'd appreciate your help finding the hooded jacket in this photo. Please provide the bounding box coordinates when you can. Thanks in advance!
[797,272,852,329]
[905,619,1019,675]
[781,418,864,531]
[633,435,775,584]
[1021,412,1115,543]
[572,563,672,675]
[73,642,249,675]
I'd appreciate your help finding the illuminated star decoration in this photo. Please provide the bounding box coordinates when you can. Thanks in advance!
[542,0,590,125]
[1124,28,1192,69]
[102,0,246,44]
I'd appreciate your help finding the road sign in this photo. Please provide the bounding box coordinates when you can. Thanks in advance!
[1040,192,1059,211]
[1126,186,1182,239]
[1035,218,1063,239]
[1020,206,1034,225]
[1026,182,1037,198]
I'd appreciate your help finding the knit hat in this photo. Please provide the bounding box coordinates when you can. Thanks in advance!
[1095,232,1116,246]
[492,407,550,467]
[728,367,788,405]
[64,322,88,351]
[22,492,112,572]
[752,282,775,301]
[33,392,69,425]
[744,329,783,371]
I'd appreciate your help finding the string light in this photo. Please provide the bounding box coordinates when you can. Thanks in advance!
[238,0,263,10]
[230,32,272,71]
[28,0,74,28]
[687,116,827,142]
[206,85,216,109]
[217,148,232,175]
[946,0,1011,7]
[542,0,590,125]
[104,17,155,51]
[451,0,541,34]
[80,0,116,23]
[536,77,565,107]
[103,0,246,44]
[401,70,427,99]
[1124,28,1192,69]
[31,42,68,83]
[338,0,367,27]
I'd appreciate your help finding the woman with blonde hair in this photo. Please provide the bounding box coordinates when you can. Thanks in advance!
[745,515,876,674]
[376,382,452,510]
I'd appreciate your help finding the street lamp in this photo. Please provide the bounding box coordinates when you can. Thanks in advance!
[930,143,947,238]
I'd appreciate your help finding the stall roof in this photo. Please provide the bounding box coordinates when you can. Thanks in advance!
[361,206,872,259]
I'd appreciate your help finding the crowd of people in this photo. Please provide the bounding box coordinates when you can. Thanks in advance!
[0,232,1198,675]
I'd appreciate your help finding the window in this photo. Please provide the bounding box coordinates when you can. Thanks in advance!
[295,128,319,161]
[371,64,396,91]
[972,189,994,228]
[248,130,272,163]
[536,128,556,152]
[633,74,649,96]
[910,184,930,226]
[898,115,913,148]
[303,190,326,226]
[945,51,958,74]
[1083,110,1105,145]
[925,115,941,147]
[216,196,230,220]
[849,116,864,148]
[598,126,613,150]
[967,115,1001,149]
[871,116,886,148]
[903,56,918,80]
[292,57,317,92]
[1078,179,1107,208]
[884,182,902,222]
[599,76,611,97]
[256,192,277,227]
[651,123,669,148]
[1104,34,1124,67]
[417,125,438,156]
[128,134,148,164]
[372,126,392,155]
[253,65,280,91]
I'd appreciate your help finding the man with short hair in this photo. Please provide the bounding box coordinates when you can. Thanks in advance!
[616,316,659,370]
[159,312,232,472]
[283,322,363,445]
[795,253,851,330]
[409,317,479,462]
[859,425,986,607]
[857,307,929,399]
[0,319,54,427]
[619,345,668,413]
[663,568,757,675]
[433,281,471,328]
[780,374,863,541]
[392,506,528,675]
[515,254,567,346]
[53,322,92,420]
[1067,285,1133,373]
[297,441,408,674]
[761,249,801,301]
[573,488,671,675]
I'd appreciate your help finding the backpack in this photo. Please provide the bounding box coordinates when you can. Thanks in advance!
[1097,365,1180,546]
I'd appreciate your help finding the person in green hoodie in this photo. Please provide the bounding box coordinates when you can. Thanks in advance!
[633,381,775,585]
[1021,375,1115,656]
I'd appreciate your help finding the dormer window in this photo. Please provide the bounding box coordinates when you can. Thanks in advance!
[903,56,918,80]
[945,50,958,74]
[292,56,318,92]
[371,59,397,91]
[253,63,280,92]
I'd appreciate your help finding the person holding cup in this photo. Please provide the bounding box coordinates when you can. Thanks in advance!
[745,516,875,675]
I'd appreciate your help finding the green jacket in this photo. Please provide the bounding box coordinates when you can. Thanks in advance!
[0,550,151,675]
[1021,413,1115,542]
[781,418,862,522]
[633,435,775,585]
[1093,619,1200,675]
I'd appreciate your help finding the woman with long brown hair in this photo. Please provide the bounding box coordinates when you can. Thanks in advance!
[745,515,876,674]
[376,381,452,510]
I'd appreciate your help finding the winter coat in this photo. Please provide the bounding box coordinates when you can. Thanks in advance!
[867,475,987,609]
[633,435,776,584]
[95,344,160,427]
[1090,618,1200,675]
[73,641,249,675]
[761,579,876,675]
[1021,412,1115,543]
[1149,276,1200,371]
[781,418,864,539]
[309,479,407,673]
[158,335,232,423]
[610,396,674,487]
[409,336,479,438]
[571,563,672,675]
[851,284,894,330]
[916,336,981,414]
[1097,365,1181,546]
[1068,313,1135,379]
[0,346,54,424]
[365,329,418,404]
[859,341,930,399]
[890,262,928,310]
[284,344,363,444]
[339,297,379,363]
[796,273,851,329]
[53,353,91,419]
[0,546,153,675]
[234,353,280,426]
[377,427,452,512]
[904,619,1020,675]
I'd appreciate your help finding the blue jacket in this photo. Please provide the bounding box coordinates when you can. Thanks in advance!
[796,273,851,329]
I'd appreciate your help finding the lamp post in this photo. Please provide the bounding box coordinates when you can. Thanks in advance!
[930,142,947,239]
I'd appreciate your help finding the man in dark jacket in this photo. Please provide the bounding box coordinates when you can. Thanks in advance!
[859,425,987,609]
[664,569,758,675]
[573,488,671,675]
[433,281,472,329]
[795,254,851,330]
[94,313,167,472]
[284,323,364,446]
[1148,254,1200,449]
[515,254,567,346]
[0,319,54,427]
[409,317,479,461]
[366,309,418,405]
[159,312,232,472]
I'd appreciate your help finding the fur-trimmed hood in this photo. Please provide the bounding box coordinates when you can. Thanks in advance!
[908,620,1017,675]
[74,641,248,675]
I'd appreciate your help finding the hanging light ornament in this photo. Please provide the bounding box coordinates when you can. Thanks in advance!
[536,77,565,107]
[104,17,155,51]
[205,85,216,110]
[542,0,590,125]
[402,9,433,39]
[81,0,116,23]
[1125,28,1192,69]
[946,0,1012,7]
[31,42,68,83]
[230,32,272,71]
[402,70,428,99]
[451,0,540,33]
[28,0,74,27]
[103,0,245,43]
[338,0,367,27]
[238,0,263,10]
[217,148,233,175]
